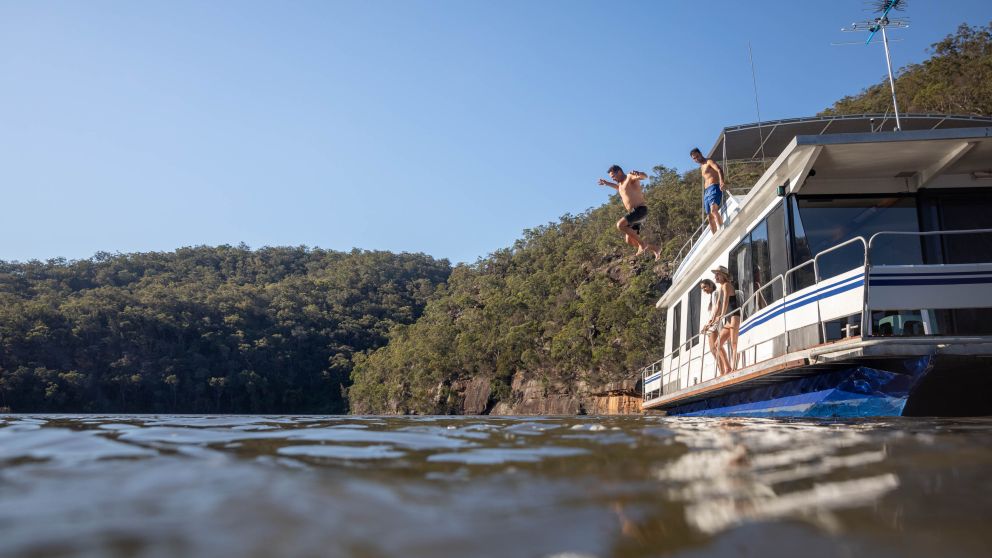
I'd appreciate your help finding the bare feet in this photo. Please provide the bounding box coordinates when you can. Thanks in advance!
[635,244,662,260]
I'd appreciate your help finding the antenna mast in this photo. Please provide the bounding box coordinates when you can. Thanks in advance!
[748,42,766,165]
[842,1,910,130]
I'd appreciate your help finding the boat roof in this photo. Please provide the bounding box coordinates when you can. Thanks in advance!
[707,114,992,162]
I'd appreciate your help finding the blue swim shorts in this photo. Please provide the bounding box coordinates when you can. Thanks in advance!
[703,184,722,215]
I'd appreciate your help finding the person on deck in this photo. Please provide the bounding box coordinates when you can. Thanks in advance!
[690,148,726,234]
[699,278,730,376]
[598,165,661,260]
[712,266,740,373]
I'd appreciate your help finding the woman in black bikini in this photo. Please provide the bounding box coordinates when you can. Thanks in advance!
[713,266,740,373]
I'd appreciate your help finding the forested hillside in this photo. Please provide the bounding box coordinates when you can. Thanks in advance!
[350,163,763,414]
[350,22,992,415]
[0,247,449,413]
[3,24,987,415]
[823,22,991,116]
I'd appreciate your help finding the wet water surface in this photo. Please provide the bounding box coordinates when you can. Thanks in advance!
[1,415,990,557]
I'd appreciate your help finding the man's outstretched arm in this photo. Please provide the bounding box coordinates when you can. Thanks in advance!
[598,178,619,190]
[628,170,648,180]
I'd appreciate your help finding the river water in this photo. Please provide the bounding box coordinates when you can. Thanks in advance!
[1,415,990,557]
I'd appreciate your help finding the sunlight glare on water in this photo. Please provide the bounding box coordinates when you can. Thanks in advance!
[0,415,990,557]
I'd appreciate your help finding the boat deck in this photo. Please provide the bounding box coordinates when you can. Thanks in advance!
[642,336,992,411]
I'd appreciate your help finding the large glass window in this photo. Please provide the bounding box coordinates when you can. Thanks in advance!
[919,189,992,264]
[794,196,921,280]
[670,302,681,356]
[749,220,771,316]
[790,196,816,291]
[729,237,751,319]
[871,308,992,336]
[729,206,788,320]
[767,205,788,301]
[688,285,701,347]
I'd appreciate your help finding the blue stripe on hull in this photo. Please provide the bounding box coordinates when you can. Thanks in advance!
[665,356,933,418]
[870,277,992,286]
[735,268,992,336]
[738,274,864,335]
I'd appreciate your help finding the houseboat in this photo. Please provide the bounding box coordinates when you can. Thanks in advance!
[640,114,992,417]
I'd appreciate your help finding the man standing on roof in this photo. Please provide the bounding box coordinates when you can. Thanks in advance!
[598,165,661,260]
[691,147,726,234]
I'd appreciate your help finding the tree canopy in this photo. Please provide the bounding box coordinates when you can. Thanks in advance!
[822,22,992,117]
[0,246,450,413]
[349,163,763,414]
[3,22,987,415]
[350,21,992,415]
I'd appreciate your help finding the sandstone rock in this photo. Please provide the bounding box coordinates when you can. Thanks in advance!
[589,378,640,397]
[462,377,491,415]
[463,369,647,416]
[583,394,641,415]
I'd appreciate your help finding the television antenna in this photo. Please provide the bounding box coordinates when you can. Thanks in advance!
[840,1,909,130]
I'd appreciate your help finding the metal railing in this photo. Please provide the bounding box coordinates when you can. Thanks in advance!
[741,274,786,321]
[644,227,992,401]
[867,228,992,253]
[813,236,868,283]
[865,228,992,336]
[641,275,788,399]
[671,221,709,273]
[642,234,871,399]
[670,188,754,273]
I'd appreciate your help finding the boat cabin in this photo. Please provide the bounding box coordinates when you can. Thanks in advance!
[641,114,992,416]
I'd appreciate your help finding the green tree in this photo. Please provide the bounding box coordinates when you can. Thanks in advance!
[0,246,450,413]
[823,22,992,117]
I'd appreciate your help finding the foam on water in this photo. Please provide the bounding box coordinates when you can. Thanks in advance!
[277,444,406,460]
[427,446,589,464]
[0,426,157,463]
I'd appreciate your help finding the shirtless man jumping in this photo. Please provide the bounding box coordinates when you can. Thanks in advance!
[690,147,726,234]
[598,165,660,260]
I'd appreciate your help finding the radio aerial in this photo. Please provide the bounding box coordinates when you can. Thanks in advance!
[840,1,910,130]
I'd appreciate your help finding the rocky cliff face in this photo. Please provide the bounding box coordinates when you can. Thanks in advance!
[460,377,492,415]
[455,373,641,416]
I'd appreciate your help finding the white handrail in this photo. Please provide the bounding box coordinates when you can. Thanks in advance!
[867,227,992,249]
[864,228,992,336]
[670,190,753,272]
[813,236,868,283]
[643,227,992,400]
[740,274,786,321]
[640,234,870,397]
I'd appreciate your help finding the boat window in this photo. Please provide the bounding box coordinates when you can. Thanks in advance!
[687,284,701,347]
[824,314,862,341]
[939,308,992,335]
[919,188,992,264]
[795,196,921,280]
[729,236,752,320]
[749,220,772,316]
[871,308,992,336]
[789,196,816,291]
[670,302,681,356]
[767,204,788,301]
[731,204,798,319]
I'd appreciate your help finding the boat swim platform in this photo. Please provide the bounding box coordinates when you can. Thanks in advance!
[642,335,992,412]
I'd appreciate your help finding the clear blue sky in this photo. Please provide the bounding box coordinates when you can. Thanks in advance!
[2,1,990,264]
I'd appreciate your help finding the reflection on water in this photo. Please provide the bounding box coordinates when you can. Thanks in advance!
[1,415,990,557]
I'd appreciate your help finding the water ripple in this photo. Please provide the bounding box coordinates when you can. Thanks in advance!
[0,415,989,557]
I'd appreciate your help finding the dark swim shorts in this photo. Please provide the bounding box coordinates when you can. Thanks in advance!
[623,205,648,232]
